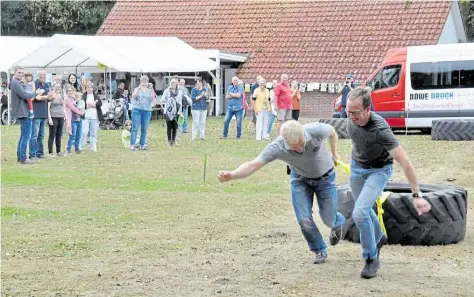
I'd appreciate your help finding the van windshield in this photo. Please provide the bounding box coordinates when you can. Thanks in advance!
[368,65,401,91]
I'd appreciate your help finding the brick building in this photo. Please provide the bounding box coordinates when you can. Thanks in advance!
[97,0,466,118]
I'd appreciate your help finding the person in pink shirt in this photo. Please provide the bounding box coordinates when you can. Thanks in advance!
[274,73,293,135]
[64,86,85,154]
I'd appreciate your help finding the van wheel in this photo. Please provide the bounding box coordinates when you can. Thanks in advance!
[431,119,474,141]
[318,118,349,139]
[337,182,468,246]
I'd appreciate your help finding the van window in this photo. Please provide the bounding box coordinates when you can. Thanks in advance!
[368,65,401,91]
[410,60,474,90]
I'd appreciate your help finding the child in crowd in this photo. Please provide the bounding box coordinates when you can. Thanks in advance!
[121,120,145,148]
[24,72,35,119]
[65,87,85,154]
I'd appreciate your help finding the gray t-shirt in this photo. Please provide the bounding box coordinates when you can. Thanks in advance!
[347,112,400,167]
[50,96,65,118]
[258,123,334,178]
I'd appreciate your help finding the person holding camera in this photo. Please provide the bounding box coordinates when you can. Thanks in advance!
[217,120,345,264]
[130,75,156,151]
[338,73,355,118]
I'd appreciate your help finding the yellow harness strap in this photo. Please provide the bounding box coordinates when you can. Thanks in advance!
[336,160,390,238]
[377,191,391,237]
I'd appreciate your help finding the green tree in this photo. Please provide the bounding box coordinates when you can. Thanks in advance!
[0,0,115,36]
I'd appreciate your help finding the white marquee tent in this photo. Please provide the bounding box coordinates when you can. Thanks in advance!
[0,36,49,73]
[11,34,218,73]
[2,34,223,124]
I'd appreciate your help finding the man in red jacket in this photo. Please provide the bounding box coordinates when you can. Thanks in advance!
[273,74,293,135]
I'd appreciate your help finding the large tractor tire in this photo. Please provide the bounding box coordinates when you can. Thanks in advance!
[318,118,349,139]
[431,119,474,141]
[336,182,468,246]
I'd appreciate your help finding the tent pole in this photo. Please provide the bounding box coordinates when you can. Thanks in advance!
[7,72,11,125]
[104,69,107,99]
[44,48,73,68]
[215,51,221,116]
[109,68,112,98]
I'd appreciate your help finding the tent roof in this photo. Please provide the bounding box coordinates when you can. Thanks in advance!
[0,36,49,72]
[11,34,217,73]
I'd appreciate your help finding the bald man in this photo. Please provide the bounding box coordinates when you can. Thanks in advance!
[218,120,344,264]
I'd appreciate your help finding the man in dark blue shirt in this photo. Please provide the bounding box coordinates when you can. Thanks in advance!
[10,66,44,164]
[338,73,354,118]
[30,70,52,160]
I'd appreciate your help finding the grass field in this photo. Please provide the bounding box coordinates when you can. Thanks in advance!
[1,117,473,297]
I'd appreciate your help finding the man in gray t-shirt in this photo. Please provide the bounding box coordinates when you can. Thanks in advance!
[345,87,431,279]
[218,120,345,264]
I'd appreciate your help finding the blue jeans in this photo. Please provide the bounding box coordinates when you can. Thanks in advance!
[17,118,32,161]
[267,113,276,136]
[123,105,130,121]
[67,120,82,152]
[131,108,151,147]
[181,107,189,132]
[350,160,393,259]
[340,107,347,118]
[29,118,46,158]
[290,169,346,253]
[222,108,243,138]
[80,118,99,151]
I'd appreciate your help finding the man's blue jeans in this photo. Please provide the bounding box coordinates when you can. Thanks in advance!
[67,120,82,153]
[29,118,46,158]
[222,108,243,139]
[290,169,345,253]
[17,118,32,161]
[131,108,151,147]
[181,107,189,133]
[340,107,347,118]
[267,112,276,136]
[350,160,393,259]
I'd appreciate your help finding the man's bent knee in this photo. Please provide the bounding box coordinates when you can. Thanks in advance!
[298,218,316,231]
[352,207,369,224]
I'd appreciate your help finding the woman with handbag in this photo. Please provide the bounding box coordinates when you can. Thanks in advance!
[163,78,183,146]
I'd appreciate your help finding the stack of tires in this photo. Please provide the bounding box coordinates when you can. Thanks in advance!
[431,119,474,141]
[337,182,468,246]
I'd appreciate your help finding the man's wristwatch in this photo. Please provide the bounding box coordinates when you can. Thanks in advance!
[412,192,423,199]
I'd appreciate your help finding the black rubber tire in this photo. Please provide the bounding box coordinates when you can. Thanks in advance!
[318,118,349,139]
[336,182,468,246]
[431,119,474,141]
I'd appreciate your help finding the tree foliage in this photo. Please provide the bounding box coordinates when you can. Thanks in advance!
[1,0,115,36]
[468,1,474,33]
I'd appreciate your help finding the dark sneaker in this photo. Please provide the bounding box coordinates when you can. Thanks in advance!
[360,257,380,279]
[377,235,388,259]
[313,251,327,264]
[329,225,342,246]
[20,159,36,165]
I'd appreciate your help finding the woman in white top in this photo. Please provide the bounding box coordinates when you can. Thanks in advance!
[80,82,103,152]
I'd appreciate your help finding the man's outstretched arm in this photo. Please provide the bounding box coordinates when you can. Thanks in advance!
[217,158,266,183]
[389,145,431,215]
